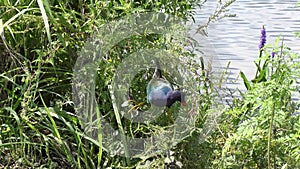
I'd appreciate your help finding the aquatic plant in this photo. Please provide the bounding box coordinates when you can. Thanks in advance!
[259,26,267,50]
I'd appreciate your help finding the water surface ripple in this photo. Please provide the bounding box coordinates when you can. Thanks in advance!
[195,0,300,91]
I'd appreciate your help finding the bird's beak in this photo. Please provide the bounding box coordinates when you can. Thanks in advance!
[181,101,187,106]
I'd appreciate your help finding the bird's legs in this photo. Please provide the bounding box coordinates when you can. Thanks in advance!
[127,100,146,114]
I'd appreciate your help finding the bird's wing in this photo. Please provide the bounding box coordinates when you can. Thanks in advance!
[146,79,173,103]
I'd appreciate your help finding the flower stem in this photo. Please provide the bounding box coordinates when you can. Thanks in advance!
[267,102,275,169]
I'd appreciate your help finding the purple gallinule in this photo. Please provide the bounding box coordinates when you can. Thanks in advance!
[146,59,187,108]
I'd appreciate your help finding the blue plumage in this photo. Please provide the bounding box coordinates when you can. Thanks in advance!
[146,59,186,108]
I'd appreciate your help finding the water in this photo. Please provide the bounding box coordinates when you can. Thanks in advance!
[194,0,300,91]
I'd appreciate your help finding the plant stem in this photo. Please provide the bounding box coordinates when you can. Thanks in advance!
[267,102,275,169]
[255,50,263,79]
[110,85,131,165]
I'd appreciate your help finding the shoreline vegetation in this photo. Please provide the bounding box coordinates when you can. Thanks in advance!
[0,0,299,168]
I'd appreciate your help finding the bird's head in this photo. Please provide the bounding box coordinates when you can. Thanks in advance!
[167,91,187,108]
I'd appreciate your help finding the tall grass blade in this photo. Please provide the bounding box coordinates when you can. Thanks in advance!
[37,0,52,44]
[240,71,251,90]
[39,94,75,165]
[0,8,34,35]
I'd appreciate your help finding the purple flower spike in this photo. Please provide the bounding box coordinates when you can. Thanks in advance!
[259,26,266,50]
[271,52,276,58]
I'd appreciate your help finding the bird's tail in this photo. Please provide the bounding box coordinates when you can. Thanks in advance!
[154,58,162,78]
